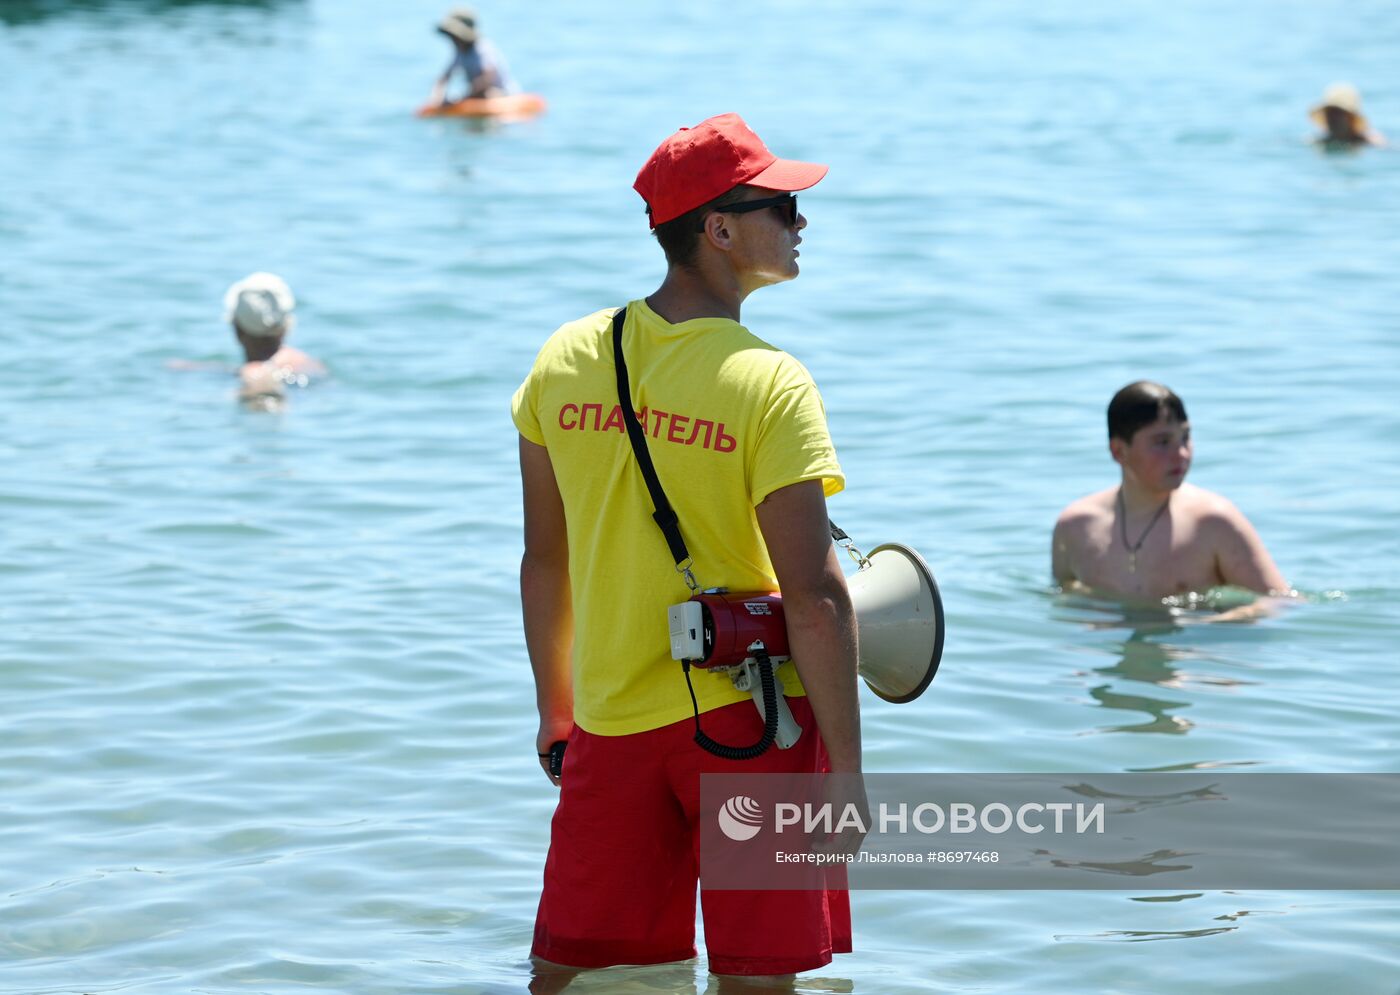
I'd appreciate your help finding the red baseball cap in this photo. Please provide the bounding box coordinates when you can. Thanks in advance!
[633,113,828,228]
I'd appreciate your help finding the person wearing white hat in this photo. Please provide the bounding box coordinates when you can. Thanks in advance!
[224,272,324,396]
[427,6,517,105]
[1310,82,1385,147]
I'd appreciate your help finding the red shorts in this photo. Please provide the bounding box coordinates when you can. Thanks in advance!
[532,695,852,976]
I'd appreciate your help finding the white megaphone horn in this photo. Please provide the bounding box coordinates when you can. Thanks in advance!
[846,542,945,703]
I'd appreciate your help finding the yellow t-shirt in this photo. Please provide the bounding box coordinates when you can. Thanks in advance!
[512,299,845,736]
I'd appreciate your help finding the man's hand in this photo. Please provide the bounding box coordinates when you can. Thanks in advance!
[535,718,573,787]
[812,772,869,858]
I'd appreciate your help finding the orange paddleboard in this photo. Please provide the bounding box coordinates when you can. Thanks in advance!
[416,93,547,121]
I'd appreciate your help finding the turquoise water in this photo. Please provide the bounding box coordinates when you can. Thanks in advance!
[3,0,1400,992]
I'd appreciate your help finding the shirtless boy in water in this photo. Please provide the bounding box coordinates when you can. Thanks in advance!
[1053,381,1288,601]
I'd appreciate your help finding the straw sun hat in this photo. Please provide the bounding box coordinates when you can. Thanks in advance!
[1310,82,1369,130]
[437,7,479,45]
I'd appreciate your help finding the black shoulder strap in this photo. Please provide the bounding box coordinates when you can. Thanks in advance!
[611,305,850,573]
[612,307,690,568]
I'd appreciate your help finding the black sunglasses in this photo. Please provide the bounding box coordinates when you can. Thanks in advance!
[714,193,799,227]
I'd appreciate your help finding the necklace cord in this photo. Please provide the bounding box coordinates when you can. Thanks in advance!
[1117,488,1172,555]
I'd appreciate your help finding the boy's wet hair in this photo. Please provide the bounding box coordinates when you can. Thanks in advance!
[1108,381,1188,443]
[651,186,753,270]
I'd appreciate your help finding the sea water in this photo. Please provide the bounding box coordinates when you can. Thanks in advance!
[2,0,1399,992]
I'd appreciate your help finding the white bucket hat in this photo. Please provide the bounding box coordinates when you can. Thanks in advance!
[224,272,296,338]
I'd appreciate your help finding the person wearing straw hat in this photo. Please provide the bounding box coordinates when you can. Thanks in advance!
[427,6,516,105]
[224,272,323,397]
[513,113,861,985]
[1310,82,1385,147]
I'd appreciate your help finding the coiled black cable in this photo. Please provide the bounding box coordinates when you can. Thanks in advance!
[682,647,778,760]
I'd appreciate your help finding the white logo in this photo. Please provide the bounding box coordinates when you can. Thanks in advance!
[718,795,764,841]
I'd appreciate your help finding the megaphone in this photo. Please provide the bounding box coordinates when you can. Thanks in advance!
[667,542,945,712]
[847,543,945,703]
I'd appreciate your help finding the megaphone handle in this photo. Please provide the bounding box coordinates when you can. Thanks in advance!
[751,684,802,750]
[830,519,870,569]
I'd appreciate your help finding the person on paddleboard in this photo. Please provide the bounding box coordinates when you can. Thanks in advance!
[428,7,517,104]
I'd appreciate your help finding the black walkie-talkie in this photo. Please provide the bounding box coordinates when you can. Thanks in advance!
[547,740,566,779]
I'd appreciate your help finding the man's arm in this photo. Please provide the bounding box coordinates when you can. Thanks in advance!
[519,436,574,785]
[1213,502,1289,595]
[270,347,326,377]
[428,59,455,104]
[755,480,860,773]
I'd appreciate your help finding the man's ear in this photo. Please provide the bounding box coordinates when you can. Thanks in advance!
[1108,437,1126,466]
[702,211,734,252]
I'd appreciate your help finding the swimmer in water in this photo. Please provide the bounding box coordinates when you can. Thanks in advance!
[224,272,324,399]
[1310,82,1386,148]
[1052,381,1288,602]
